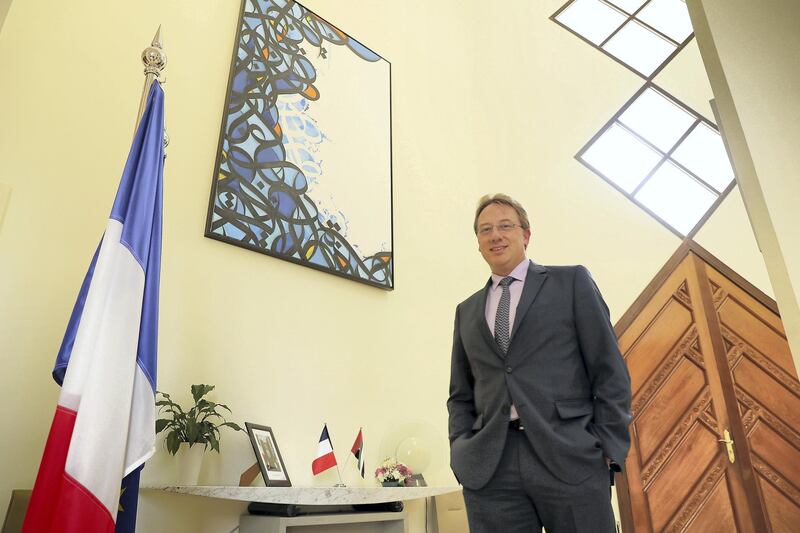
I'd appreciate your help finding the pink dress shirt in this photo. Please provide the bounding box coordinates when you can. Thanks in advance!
[485,258,530,420]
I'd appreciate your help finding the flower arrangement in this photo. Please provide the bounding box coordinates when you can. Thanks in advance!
[374,457,413,486]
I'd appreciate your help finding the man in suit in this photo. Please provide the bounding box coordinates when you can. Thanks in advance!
[448,194,632,533]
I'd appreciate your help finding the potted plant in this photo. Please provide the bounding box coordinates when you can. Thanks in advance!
[155,384,244,484]
[374,457,412,487]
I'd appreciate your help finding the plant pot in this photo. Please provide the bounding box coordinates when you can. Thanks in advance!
[176,442,205,485]
[381,480,404,487]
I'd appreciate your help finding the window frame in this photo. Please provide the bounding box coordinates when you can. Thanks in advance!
[551,0,694,80]
[575,83,737,239]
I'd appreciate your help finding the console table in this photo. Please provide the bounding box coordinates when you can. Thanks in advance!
[240,510,406,533]
[145,485,461,533]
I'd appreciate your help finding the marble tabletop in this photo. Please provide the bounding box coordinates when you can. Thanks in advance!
[143,485,461,505]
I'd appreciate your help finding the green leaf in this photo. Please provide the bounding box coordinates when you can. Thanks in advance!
[186,419,200,444]
[166,430,181,455]
[155,419,171,434]
[221,422,244,432]
[191,384,215,404]
[157,400,184,415]
[199,412,223,424]
[208,433,220,453]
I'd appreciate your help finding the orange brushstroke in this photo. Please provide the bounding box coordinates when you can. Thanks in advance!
[302,84,319,100]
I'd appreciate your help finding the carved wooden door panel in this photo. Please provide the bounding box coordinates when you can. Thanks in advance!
[617,252,766,532]
[704,262,800,531]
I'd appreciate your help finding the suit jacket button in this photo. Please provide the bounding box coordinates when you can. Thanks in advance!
[506,366,512,373]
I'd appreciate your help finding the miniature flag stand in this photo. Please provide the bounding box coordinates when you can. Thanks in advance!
[342,428,365,478]
[239,425,366,487]
[312,424,345,486]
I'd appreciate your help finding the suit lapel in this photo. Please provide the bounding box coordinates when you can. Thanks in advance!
[510,262,548,340]
[477,279,505,359]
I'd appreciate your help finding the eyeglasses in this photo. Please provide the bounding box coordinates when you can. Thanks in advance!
[477,223,522,236]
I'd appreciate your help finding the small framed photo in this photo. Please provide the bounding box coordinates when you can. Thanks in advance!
[246,423,291,487]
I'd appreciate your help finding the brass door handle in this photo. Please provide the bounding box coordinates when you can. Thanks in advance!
[719,429,735,463]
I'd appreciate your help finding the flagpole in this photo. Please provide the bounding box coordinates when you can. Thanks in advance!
[329,424,346,487]
[341,426,360,473]
[341,454,352,471]
[135,27,167,135]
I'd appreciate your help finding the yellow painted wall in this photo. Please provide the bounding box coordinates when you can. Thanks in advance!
[689,0,800,370]
[0,0,774,531]
[0,0,11,33]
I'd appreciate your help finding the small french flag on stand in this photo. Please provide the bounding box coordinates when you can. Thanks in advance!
[312,424,337,475]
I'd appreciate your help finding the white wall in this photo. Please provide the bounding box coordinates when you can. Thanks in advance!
[0,1,773,531]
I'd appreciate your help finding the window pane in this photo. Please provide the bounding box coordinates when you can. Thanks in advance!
[606,0,648,14]
[555,0,627,45]
[602,20,677,76]
[635,162,717,235]
[618,88,696,152]
[581,123,663,192]
[637,0,693,43]
[672,123,735,192]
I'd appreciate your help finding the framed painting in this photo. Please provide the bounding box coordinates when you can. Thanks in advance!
[205,0,393,289]
[246,423,292,487]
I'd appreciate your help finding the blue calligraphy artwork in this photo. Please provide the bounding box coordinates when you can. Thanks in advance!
[206,0,392,289]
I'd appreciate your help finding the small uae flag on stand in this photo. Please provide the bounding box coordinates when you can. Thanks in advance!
[351,428,365,478]
[312,424,337,475]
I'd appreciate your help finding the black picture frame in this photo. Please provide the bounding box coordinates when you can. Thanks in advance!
[246,423,292,487]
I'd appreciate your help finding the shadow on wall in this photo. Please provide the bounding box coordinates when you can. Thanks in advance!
[1,490,31,533]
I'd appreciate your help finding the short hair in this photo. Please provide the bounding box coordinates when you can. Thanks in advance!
[473,193,531,234]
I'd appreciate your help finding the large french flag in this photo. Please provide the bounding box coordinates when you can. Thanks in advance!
[23,81,165,533]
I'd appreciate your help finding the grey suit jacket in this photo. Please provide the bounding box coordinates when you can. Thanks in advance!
[447,261,632,489]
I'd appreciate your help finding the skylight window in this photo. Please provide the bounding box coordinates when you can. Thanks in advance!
[577,84,737,237]
[581,124,662,193]
[634,162,717,235]
[556,0,627,45]
[606,0,648,14]
[618,87,694,152]
[601,20,676,76]
[671,123,736,192]
[637,0,693,43]
[552,0,693,79]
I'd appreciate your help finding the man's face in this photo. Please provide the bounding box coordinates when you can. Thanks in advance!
[476,203,531,276]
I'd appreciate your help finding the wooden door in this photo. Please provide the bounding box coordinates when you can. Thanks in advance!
[616,251,763,532]
[616,246,800,532]
[703,262,800,531]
